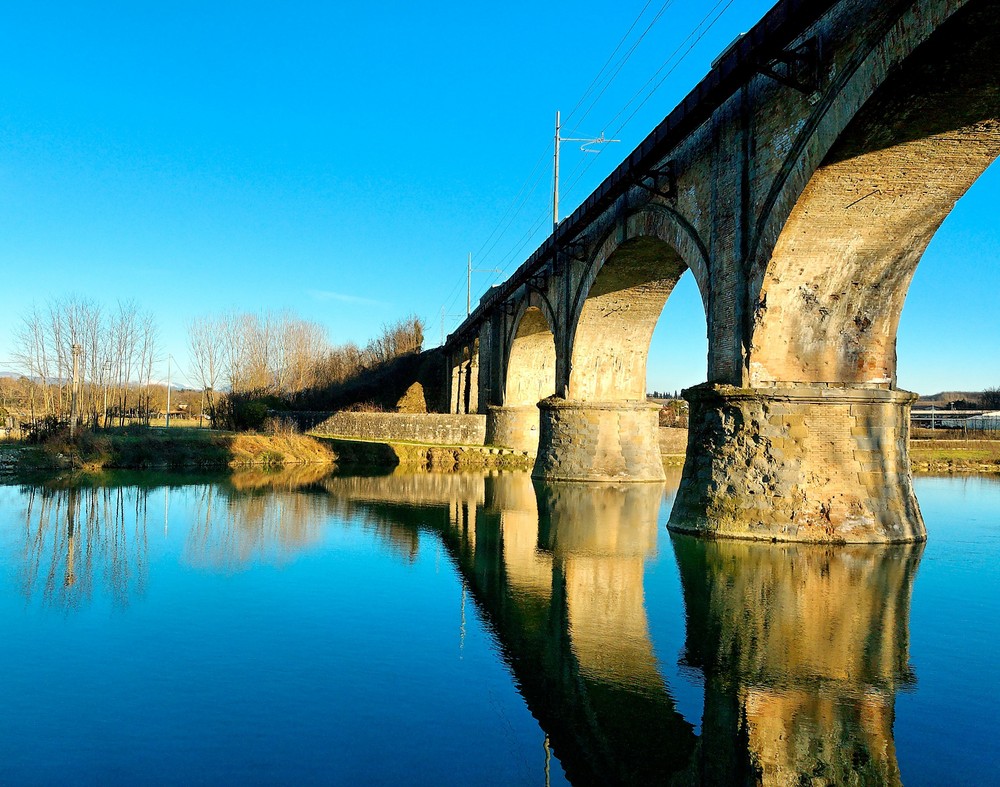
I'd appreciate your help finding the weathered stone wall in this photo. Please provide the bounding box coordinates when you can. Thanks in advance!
[306,412,486,446]
[659,427,688,455]
[669,384,925,543]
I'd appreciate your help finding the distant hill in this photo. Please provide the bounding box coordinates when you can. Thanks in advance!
[918,391,979,402]
[915,391,982,407]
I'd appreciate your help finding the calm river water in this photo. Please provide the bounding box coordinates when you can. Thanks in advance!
[0,468,997,785]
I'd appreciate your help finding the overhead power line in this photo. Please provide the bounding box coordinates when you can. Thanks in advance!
[439,0,672,331]
[559,0,737,210]
[567,0,679,133]
[442,0,739,339]
[561,0,660,127]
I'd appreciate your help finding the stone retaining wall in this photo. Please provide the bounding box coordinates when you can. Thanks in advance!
[297,411,486,446]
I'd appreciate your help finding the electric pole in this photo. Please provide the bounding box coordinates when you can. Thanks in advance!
[466,253,503,316]
[441,306,466,346]
[553,110,560,233]
[165,356,172,429]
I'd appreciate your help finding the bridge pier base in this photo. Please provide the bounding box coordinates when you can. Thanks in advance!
[532,398,665,482]
[668,384,925,543]
[485,405,541,455]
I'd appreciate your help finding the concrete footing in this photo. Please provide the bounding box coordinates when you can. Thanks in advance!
[485,405,541,455]
[532,398,665,482]
[668,383,925,543]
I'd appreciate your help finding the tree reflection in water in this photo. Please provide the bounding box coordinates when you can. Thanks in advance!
[19,485,150,609]
[185,465,333,570]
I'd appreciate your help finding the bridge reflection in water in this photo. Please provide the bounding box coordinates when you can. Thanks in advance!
[11,471,922,784]
[324,471,923,786]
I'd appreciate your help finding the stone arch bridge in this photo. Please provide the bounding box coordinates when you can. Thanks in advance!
[444,0,1000,544]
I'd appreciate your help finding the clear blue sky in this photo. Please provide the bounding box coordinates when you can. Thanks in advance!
[0,1,996,395]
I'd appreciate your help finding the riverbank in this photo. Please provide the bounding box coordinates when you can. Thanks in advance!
[3,428,997,484]
[910,439,1000,474]
[0,427,336,482]
[0,426,533,484]
[312,435,534,472]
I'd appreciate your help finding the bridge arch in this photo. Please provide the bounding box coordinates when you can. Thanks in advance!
[566,207,710,401]
[503,292,558,406]
[748,0,1000,385]
[531,209,708,482]
[484,291,558,455]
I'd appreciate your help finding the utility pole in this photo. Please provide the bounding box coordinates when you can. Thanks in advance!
[552,110,620,232]
[466,253,503,316]
[165,356,172,429]
[69,343,82,437]
[553,110,560,233]
[441,306,466,346]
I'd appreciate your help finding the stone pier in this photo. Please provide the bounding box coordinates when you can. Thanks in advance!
[485,405,540,456]
[668,384,925,543]
[532,398,665,482]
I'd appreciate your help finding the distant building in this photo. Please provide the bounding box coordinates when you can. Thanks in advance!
[956,411,1000,430]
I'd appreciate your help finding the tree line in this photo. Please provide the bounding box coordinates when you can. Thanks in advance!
[11,296,158,427]
[187,311,424,425]
[3,295,426,432]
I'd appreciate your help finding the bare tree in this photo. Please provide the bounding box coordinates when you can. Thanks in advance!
[187,316,225,423]
[13,305,54,417]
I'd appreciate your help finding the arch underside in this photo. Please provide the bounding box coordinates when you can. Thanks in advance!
[569,236,687,401]
[750,2,1000,386]
[505,305,556,406]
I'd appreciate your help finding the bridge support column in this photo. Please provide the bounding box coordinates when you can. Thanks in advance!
[668,384,925,543]
[486,405,540,455]
[533,398,665,482]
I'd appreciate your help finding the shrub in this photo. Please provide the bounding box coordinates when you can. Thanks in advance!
[24,415,70,444]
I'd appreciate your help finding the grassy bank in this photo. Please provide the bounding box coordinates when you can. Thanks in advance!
[3,426,335,478]
[910,439,1000,474]
[313,435,533,472]
[6,428,993,482]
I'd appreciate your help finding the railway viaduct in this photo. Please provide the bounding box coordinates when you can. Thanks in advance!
[444,0,1000,543]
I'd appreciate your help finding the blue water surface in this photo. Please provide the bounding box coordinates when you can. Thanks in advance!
[0,470,996,785]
